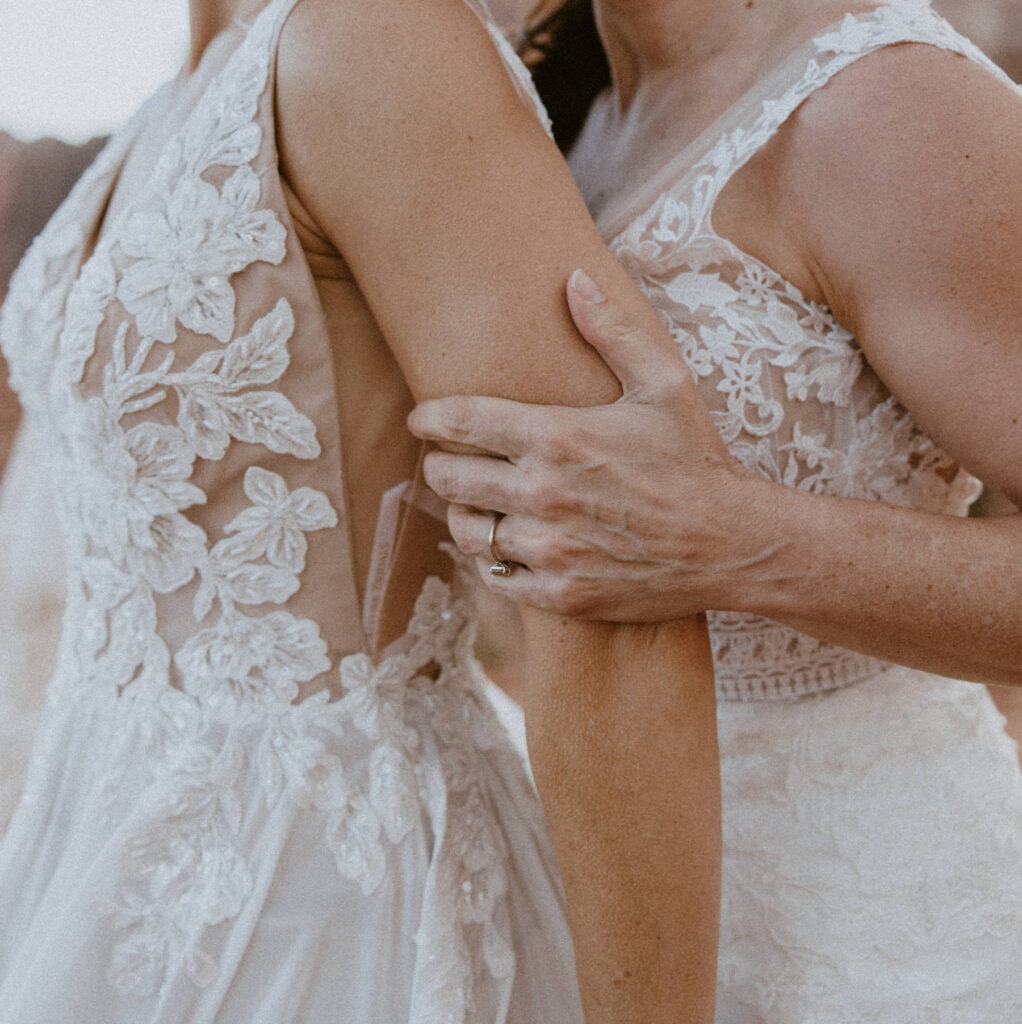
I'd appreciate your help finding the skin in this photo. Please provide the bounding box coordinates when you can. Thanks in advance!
[408,0,1022,690]
[269,0,725,1018]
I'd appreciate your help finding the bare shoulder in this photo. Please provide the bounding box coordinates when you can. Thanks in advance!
[762,44,1022,325]
[781,43,1022,228]
[759,42,1022,497]
[276,0,526,136]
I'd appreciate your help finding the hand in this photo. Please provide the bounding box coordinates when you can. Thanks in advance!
[408,269,776,620]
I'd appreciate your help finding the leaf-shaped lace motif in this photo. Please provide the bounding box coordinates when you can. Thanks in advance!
[611,1,988,702]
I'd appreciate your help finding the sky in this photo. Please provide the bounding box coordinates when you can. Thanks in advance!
[0,0,189,142]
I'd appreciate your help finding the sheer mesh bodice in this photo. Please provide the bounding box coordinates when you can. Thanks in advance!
[571,0,1012,700]
[0,2,584,1020]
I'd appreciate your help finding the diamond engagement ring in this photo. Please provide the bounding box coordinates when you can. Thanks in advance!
[488,513,513,577]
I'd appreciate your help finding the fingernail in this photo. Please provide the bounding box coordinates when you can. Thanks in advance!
[570,268,605,304]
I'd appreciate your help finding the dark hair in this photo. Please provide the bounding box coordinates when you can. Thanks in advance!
[520,0,611,153]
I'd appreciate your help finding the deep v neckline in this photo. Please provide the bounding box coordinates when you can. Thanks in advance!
[75,95,167,273]
[581,55,800,246]
[76,22,254,272]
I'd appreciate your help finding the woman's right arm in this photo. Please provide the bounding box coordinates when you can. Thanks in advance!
[274,0,720,1018]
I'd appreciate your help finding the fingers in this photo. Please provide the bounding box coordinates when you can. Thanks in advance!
[448,503,520,561]
[408,395,531,459]
[470,555,596,618]
[423,450,521,511]
[447,504,549,572]
[470,556,544,606]
[447,505,604,617]
[566,269,688,397]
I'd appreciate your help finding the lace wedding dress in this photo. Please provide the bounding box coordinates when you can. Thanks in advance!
[567,2,1022,1020]
[0,420,65,834]
[0,1,584,1020]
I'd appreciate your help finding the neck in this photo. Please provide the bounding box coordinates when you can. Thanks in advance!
[593,0,826,109]
[188,0,268,68]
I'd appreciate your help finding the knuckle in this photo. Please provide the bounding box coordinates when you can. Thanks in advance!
[594,303,645,344]
[659,367,695,401]
[440,396,477,442]
[611,318,645,344]
[539,535,573,573]
[518,464,556,517]
[426,460,458,500]
[533,477,566,519]
[549,577,584,617]
[541,424,588,467]
[446,507,477,552]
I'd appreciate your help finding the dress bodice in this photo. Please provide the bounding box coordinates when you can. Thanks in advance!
[0,0,549,709]
[2,2,359,711]
[571,0,1013,700]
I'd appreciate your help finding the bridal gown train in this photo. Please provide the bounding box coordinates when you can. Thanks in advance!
[565,2,1022,1020]
[0,1,585,1020]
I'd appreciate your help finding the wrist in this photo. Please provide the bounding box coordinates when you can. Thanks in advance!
[699,470,800,615]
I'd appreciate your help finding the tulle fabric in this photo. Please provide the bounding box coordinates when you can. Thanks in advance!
[0,662,582,1023]
[716,668,1022,1022]
[0,419,65,834]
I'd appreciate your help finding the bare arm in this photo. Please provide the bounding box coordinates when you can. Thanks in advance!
[756,44,1022,683]
[275,1,720,1018]
[411,44,1022,687]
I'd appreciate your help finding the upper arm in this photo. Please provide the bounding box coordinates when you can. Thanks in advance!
[274,0,710,683]
[274,0,673,410]
[784,45,1022,504]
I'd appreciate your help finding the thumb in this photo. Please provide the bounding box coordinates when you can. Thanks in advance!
[566,268,682,398]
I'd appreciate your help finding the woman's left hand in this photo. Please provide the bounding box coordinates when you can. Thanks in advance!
[408,270,776,620]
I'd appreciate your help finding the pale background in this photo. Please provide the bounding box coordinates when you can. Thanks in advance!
[0,0,1018,142]
[0,0,189,142]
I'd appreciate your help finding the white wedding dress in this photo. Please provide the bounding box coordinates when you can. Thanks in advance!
[567,2,1022,1020]
[0,1,584,1021]
[0,420,65,834]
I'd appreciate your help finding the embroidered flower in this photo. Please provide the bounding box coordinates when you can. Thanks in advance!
[219,466,337,572]
[651,195,692,244]
[73,398,207,593]
[736,263,777,306]
[406,575,467,661]
[340,653,417,742]
[117,166,286,344]
[107,740,254,995]
[173,300,321,460]
[60,249,118,382]
[175,609,331,706]
[718,354,767,406]
[191,466,335,621]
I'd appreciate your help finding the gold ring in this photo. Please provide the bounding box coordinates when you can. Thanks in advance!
[488,513,513,577]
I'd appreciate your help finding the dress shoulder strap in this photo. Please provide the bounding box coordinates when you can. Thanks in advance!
[703,0,1017,205]
[457,0,555,137]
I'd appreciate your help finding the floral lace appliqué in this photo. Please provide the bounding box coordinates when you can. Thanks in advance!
[610,1,994,700]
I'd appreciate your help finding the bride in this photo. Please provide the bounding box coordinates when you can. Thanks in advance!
[410,0,1022,1019]
[0,0,721,1020]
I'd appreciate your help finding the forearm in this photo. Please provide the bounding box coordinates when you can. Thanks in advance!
[728,478,1022,685]
[521,611,720,1024]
